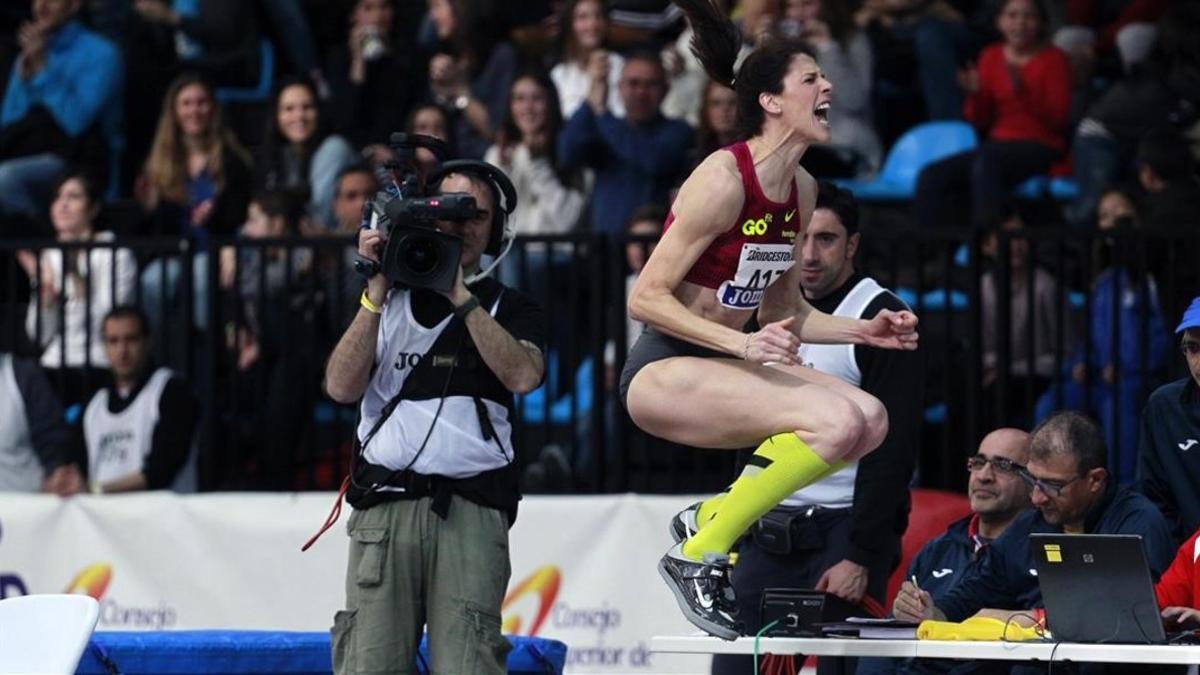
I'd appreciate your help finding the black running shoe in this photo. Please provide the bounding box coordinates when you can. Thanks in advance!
[658,542,741,641]
[669,502,701,544]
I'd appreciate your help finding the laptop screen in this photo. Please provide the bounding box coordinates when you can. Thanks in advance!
[1031,533,1166,644]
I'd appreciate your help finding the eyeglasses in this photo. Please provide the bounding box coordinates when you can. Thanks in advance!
[1018,470,1085,498]
[966,454,1026,475]
[1182,341,1200,357]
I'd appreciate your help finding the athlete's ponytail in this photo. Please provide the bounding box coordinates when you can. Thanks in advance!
[675,1,816,138]
[674,0,741,90]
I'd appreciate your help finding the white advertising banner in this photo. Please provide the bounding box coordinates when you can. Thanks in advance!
[0,493,711,674]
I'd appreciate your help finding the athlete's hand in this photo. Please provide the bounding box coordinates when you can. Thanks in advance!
[816,559,868,603]
[743,316,801,365]
[861,309,918,350]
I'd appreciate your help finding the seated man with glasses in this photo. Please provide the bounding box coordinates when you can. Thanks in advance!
[858,428,1030,675]
[1140,296,1200,543]
[895,411,1175,631]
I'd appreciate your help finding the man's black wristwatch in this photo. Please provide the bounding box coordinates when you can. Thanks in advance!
[454,295,480,320]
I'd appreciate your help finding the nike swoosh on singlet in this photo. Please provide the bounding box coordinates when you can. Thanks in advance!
[784,209,796,222]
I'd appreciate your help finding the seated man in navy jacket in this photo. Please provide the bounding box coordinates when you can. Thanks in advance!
[858,428,1030,675]
[895,411,1175,626]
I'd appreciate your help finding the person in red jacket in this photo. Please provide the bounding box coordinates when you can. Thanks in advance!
[914,0,1071,230]
[1157,527,1200,627]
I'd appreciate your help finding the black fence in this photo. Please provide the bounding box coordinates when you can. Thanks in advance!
[1,225,1196,494]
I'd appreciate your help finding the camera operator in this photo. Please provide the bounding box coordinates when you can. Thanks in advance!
[324,162,546,675]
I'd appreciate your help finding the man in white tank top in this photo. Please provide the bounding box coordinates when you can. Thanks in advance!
[713,183,922,675]
[82,307,197,494]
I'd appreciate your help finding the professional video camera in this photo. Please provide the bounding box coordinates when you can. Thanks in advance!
[355,132,516,292]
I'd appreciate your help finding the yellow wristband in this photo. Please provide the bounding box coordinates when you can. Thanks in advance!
[360,290,383,315]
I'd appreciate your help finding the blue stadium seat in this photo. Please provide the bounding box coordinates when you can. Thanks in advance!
[520,355,594,425]
[215,40,275,103]
[1014,174,1080,201]
[835,121,978,202]
[895,287,970,311]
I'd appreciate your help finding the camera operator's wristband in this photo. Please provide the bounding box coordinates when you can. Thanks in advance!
[454,295,480,321]
[360,290,384,315]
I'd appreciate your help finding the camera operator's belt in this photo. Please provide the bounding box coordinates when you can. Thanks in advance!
[350,461,455,517]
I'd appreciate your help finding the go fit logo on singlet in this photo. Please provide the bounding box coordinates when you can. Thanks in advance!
[716,242,794,309]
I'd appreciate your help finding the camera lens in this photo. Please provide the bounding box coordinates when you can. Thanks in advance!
[403,234,441,276]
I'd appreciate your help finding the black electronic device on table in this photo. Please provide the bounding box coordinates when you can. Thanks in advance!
[1031,533,1167,645]
[756,588,864,637]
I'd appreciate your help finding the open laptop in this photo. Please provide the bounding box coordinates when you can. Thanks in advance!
[1031,533,1166,644]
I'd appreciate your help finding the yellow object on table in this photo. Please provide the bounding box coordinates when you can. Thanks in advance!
[917,616,1043,642]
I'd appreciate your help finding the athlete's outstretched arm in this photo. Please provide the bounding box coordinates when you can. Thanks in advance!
[628,154,749,356]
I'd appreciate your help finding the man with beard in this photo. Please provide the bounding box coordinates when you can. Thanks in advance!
[895,412,1175,627]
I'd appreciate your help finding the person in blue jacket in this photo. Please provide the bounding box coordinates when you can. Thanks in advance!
[894,411,1175,625]
[0,0,123,218]
[1035,189,1169,486]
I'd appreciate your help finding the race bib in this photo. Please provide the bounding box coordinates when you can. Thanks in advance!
[715,243,794,309]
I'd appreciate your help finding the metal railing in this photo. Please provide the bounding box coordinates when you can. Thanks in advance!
[2,226,1196,494]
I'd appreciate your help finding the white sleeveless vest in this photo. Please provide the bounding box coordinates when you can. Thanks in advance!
[782,277,887,509]
[84,368,174,485]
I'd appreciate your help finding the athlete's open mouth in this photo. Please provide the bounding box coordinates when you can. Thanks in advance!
[814,101,830,126]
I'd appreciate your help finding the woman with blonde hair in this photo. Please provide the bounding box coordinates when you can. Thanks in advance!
[137,73,252,331]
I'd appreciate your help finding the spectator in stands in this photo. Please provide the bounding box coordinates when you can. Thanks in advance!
[860,427,1031,675]
[894,411,1175,625]
[852,0,975,123]
[82,306,198,493]
[980,207,1070,429]
[0,329,81,496]
[331,164,378,237]
[623,205,665,351]
[0,0,122,220]
[425,0,518,158]
[403,102,454,173]
[131,0,260,88]
[254,76,358,231]
[1067,3,1200,226]
[692,79,739,163]
[19,172,136,407]
[485,70,585,292]
[782,0,882,178]
[550,0,625,119]
[1135,126,1200,230]
[711,183,922,675]
[1134,127,1200,325]
[324,0,419,149]
[229,190,323,489]
[559,51,693,235]
[1034,187,1167,486]
[913,0,1071,230]
[137,74,252,333]
[1139,297,1200,543]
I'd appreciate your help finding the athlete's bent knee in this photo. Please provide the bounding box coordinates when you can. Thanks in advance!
[858,394,889,454]
[809,396,866,459]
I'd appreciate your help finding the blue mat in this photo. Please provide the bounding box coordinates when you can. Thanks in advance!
[78,630,567,674]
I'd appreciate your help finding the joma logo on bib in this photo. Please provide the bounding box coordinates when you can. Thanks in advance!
[716,243,794,309]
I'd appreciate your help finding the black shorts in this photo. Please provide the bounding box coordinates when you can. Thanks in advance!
[618,326,729,409]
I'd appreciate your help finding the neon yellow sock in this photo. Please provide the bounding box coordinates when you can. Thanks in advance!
[683,433,842,560]
[693,459,848,534]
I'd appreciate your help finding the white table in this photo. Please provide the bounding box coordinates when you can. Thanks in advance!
[652,635,1200,665]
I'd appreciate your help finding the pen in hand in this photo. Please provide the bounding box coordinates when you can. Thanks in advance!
[910,574,927,613]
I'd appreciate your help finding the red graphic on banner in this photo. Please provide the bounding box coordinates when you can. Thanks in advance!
[501,566,560,635]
